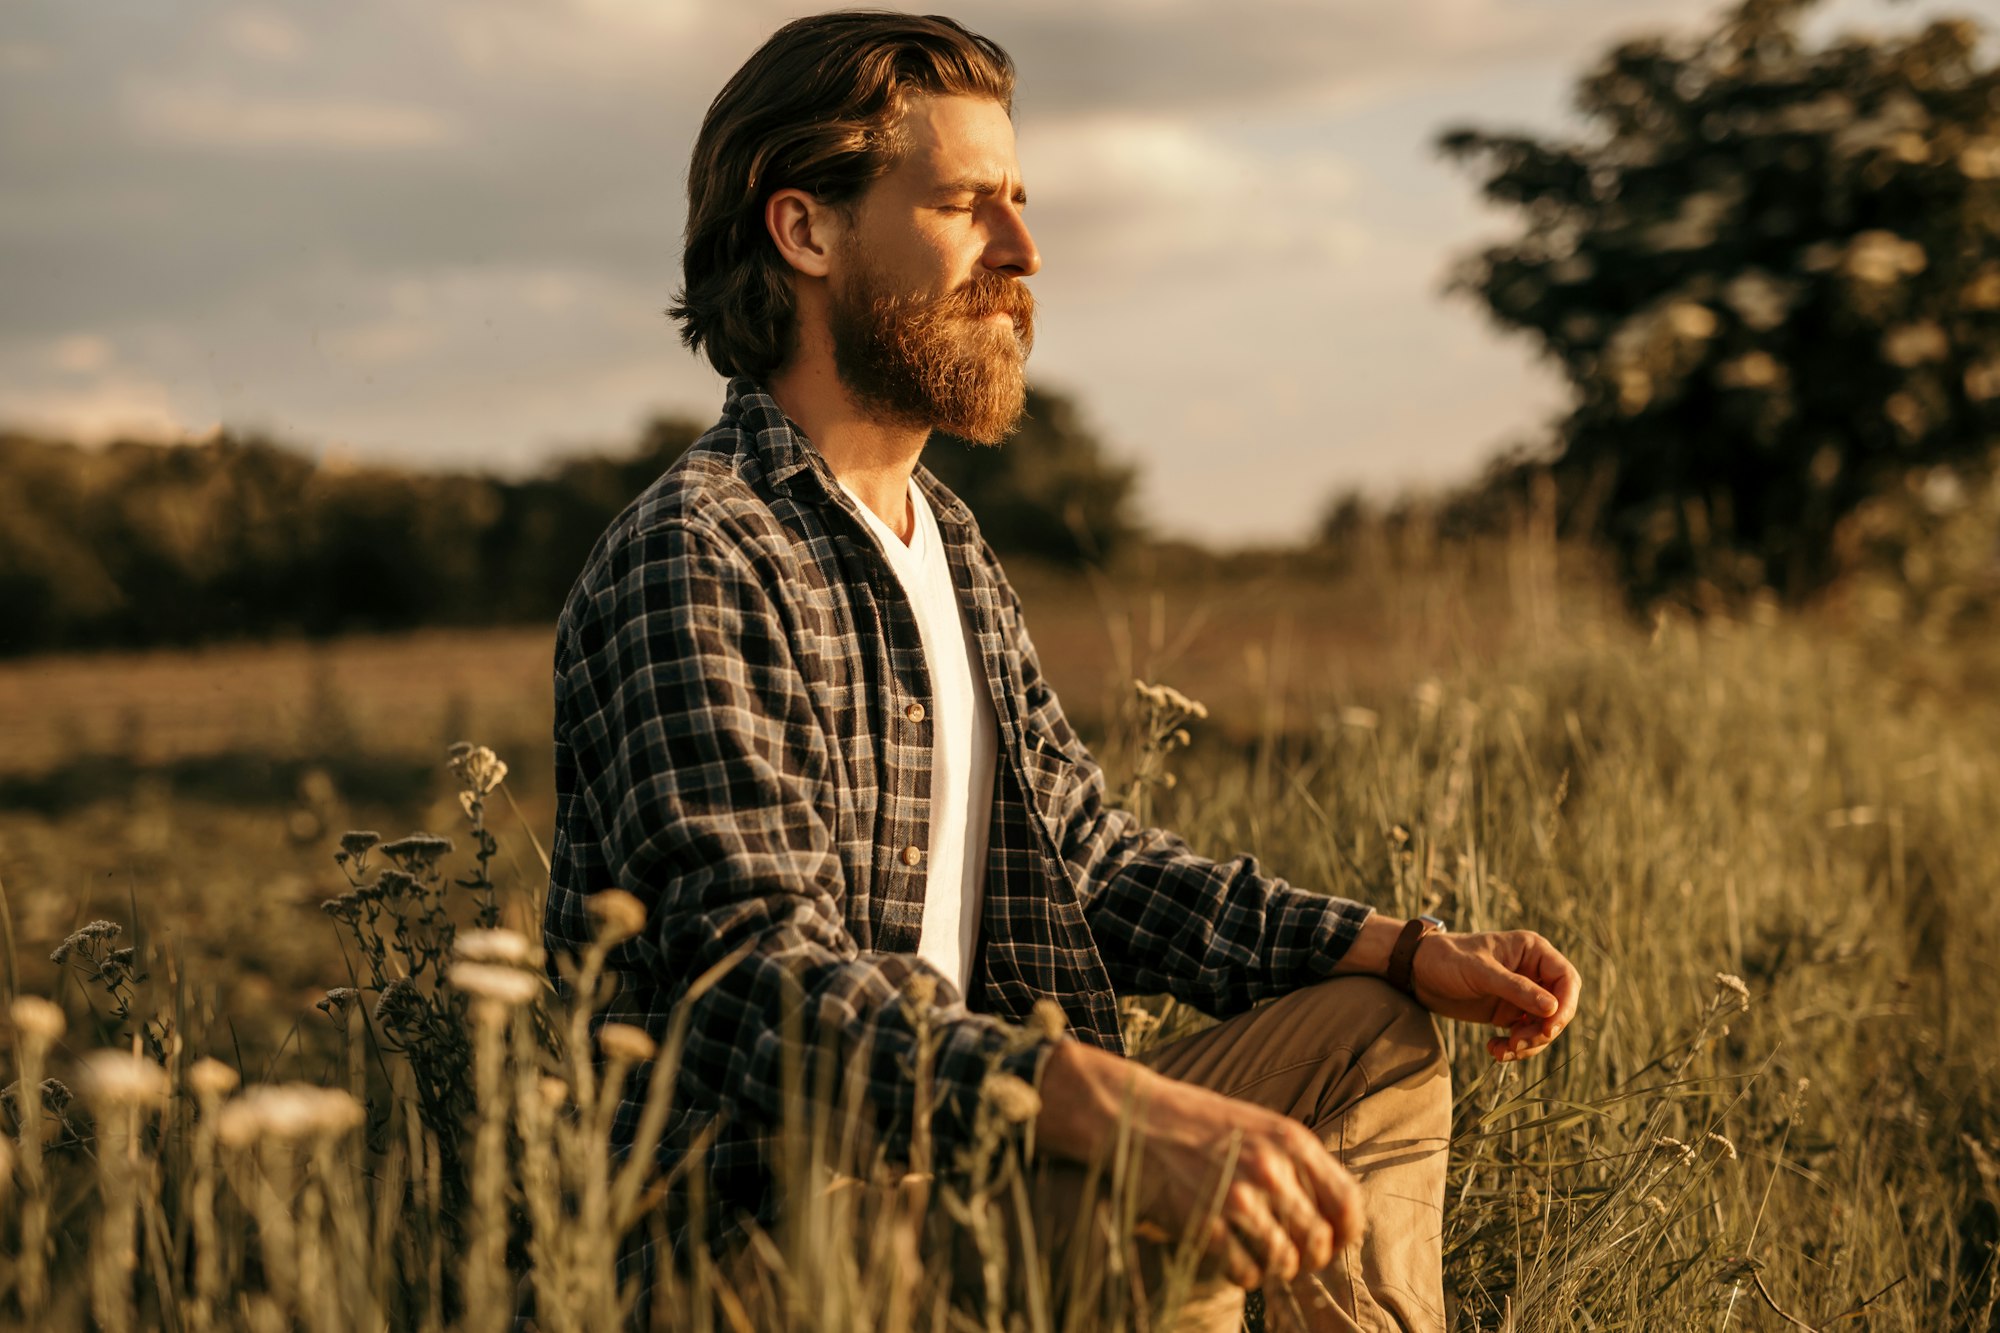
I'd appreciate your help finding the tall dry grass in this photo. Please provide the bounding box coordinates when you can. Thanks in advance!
[1,524,1997,1329]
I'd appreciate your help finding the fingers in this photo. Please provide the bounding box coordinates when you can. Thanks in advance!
[1280,1125,1360,1266]
[1534,938,1584,1030]
[1207,1130,1363,1289]
[1221,1181,1298,1286]
[1253,1145,1335,1273]
[1202,1215,1265,1291]
[1478,932,1585,1063]
[1485,950,1560,1021]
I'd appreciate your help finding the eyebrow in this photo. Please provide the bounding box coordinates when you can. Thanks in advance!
[937,177,1028,205]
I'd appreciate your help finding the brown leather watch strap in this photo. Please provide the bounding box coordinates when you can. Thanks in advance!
[1386,917,1439,995]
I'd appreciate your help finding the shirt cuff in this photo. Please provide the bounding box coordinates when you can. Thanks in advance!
[1309,895,1377,978]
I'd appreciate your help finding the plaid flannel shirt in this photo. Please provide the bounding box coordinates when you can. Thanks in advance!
[544,374,1375,1257]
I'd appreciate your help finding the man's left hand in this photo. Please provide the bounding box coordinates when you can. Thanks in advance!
[1409,929,1582,1063]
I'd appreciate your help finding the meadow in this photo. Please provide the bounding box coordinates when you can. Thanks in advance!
[1,525,1996,1330]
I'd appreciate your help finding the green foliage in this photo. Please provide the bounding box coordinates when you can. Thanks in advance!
[1435,0,2000,605]
[925,385,1140,566]
[0,382,1138,656]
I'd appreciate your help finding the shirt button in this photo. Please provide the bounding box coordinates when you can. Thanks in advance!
[902,844,923,866]
[905,702,926,724]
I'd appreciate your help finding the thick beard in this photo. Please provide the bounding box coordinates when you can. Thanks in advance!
[827,243,1036,446]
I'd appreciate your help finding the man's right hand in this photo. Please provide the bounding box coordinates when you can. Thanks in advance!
[1033,1038,1363,1289]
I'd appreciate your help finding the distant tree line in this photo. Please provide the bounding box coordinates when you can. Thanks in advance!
[0,385,1137,657]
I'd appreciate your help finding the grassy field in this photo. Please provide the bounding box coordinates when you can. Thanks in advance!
[1,532,1997,1329]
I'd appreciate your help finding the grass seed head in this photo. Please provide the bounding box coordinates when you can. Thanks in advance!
[1029,998,1068,1041]
[598,1022,657,1064]
[585,889,648,944]
[1652,1135,1697,1165]
[901,973,938,1011]
[981,1072,1042,1124]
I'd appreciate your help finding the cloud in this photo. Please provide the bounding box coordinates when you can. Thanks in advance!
[2,0,1974,544]
[0,41,52,73]
[216,8,306,63]
[47,334,114,374]
[125,83,458,151]
[1020,115,1368,274]
[1,370,191,444]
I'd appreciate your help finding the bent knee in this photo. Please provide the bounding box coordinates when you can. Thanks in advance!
[1292,976,1449,1087]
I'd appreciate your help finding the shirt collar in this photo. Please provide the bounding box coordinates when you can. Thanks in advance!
[723,373,978,535]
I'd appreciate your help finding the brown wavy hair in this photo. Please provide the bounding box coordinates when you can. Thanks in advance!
[667,11,1015,381]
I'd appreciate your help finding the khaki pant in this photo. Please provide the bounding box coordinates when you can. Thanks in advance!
[714,977,1450,1332]
[989,976,1452,1333]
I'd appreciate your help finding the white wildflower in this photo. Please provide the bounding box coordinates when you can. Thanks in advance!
[454,928,534,966]
[79,1050,169,1107]
[188,1058,241,1100]
[216,1084,364,1147]
[450,961,542,1008]
[449,744,508,798]
[10,996,66,1042]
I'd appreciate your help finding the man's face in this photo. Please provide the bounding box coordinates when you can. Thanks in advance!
[825,94,1039,445]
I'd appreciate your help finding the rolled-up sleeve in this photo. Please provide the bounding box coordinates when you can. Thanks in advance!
[558,516,1049,1169]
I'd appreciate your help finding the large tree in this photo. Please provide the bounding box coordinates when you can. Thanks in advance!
[1436,0,1999,604]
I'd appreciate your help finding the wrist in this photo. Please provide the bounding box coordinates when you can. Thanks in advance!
[1032,1038,1152,1165]
[1332,912,1407,978]
[1385,914,1446,995]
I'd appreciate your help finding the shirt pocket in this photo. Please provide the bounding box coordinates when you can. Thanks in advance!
[1017,719,1081,862]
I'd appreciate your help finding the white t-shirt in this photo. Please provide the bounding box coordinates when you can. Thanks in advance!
[839,476,997,999]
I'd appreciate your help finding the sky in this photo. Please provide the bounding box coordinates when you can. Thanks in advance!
[0,0,1980,545]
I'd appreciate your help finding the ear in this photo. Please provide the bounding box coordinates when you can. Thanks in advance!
[765,187,841,279]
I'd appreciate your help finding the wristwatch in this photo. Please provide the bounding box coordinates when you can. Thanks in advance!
[1386,914,1447,996]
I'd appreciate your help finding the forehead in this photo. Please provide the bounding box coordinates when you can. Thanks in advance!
[888,93,1019,186]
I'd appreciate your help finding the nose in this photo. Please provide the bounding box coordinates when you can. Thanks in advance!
[985,200,1040,279]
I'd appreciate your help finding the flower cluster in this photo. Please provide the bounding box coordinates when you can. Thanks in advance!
[1121,678,1209,822]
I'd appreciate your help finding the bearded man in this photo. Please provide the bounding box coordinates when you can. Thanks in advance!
[544,12,1583,1331]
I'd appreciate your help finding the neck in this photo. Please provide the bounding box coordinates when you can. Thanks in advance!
[765,345,929,544]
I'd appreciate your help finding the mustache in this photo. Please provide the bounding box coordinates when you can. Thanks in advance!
[944,271,1036,325]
